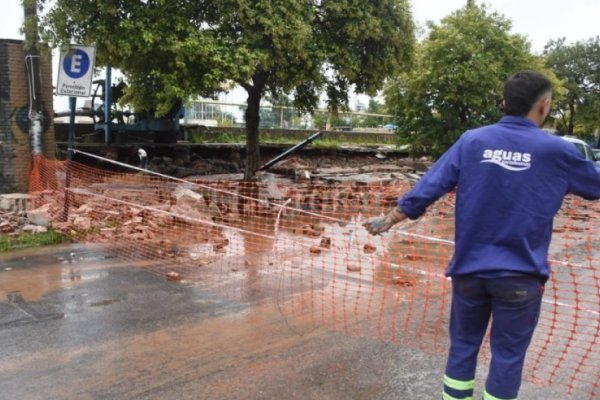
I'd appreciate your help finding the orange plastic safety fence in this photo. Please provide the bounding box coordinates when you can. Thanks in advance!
[27,154,600,399]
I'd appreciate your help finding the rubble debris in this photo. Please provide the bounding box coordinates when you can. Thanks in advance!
[0,210,31,235]
[296,170,312,181]
[27,181,231,267]
[170,184,215,224]
[402,172,424,182]
[347,264,362,272]
[302,224,322,237]
[269,156,312,176]
[309,246,322,255]
[72,216,92,231]
[392,276,414,286]
[213,238,229,252]
[166,271,182,281]
[363,244,377,254]
[319,237,332,249]
[27,203,52,226]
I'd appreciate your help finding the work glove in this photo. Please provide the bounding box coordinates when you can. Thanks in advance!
[363,207,407,235]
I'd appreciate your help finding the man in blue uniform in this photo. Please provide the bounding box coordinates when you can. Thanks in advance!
[364,71,600,400]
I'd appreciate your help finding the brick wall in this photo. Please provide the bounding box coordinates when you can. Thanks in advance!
[0,39,55,194]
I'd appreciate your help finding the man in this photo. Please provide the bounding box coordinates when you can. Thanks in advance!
[364,71,600,400]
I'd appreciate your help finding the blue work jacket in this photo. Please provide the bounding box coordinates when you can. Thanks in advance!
[398,116,600,278]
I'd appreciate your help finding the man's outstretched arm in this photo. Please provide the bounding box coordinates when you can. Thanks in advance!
[364,135,465,235]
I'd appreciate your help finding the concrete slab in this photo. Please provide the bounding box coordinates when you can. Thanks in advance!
[0,244,578,399]
[0,193,29,214]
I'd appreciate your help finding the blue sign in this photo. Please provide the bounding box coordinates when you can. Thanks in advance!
[62,49,91,79]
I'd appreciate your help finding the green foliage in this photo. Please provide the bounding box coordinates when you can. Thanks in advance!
[42,0,415,114]
[22,0,39,49]
[43,1,245,116]
[210,131,246,144]
[42,0,415,177]
[0,228,69,252]
[387,4,557,157]
[188,129,393,147]
[188,132,204,144]
[310,140,340,150]
[544,37,600,136]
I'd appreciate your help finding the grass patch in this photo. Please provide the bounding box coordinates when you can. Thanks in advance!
[190,131,247,144]
[0,228,70,252]
[312,139,342,149]
[190,130,395,148]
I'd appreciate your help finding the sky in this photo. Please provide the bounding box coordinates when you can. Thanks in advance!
[1,0,599,112]
[411,0,599,52]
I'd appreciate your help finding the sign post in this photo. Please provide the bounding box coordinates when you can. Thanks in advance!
[57,45,96,221]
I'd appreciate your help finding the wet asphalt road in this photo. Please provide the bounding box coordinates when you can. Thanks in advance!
[0,244,574,400]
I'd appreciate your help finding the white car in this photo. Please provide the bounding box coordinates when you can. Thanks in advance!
[559,136,600,165]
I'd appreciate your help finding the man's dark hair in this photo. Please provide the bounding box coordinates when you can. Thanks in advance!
[503,71,552,116]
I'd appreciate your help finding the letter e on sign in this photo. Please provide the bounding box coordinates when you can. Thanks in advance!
[57,45,96,97]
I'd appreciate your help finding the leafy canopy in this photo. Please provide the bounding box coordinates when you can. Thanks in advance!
[544,37,600,138]
[387,4,558,156]
[42,0,415,116]
[43,0,415,178]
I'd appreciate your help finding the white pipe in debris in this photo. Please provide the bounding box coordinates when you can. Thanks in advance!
[25,54,43,156]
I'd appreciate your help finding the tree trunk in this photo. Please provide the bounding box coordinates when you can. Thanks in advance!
[243,72,267,181]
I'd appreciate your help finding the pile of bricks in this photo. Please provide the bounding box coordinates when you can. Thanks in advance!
[0,193,48,235]
[0,209,48,236]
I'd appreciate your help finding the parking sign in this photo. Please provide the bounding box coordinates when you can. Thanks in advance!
[56,45,96,97]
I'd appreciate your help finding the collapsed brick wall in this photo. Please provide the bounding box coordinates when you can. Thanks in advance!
[0,39,55,194]
[27,153,600,400]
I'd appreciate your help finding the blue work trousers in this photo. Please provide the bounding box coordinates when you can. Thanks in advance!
[443,275,544,400]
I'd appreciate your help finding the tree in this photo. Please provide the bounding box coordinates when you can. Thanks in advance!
[544,37,600,140]
[43,0,415,179]
[387,4,556,156]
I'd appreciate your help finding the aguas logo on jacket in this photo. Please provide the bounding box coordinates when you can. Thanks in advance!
[480,149,532,171]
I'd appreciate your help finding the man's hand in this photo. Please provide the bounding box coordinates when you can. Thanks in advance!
[363,207,407,235]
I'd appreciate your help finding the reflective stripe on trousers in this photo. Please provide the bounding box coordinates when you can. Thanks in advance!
[442,374,474,400]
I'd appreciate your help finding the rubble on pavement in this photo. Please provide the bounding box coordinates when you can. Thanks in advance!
[0,211,31,236]
[0,193,51,236]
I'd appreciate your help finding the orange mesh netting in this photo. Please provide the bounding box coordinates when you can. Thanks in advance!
[27,152,600,399]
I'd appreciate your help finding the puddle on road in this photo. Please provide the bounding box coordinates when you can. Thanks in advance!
[0,244,123,303]
[160,212,454,342]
